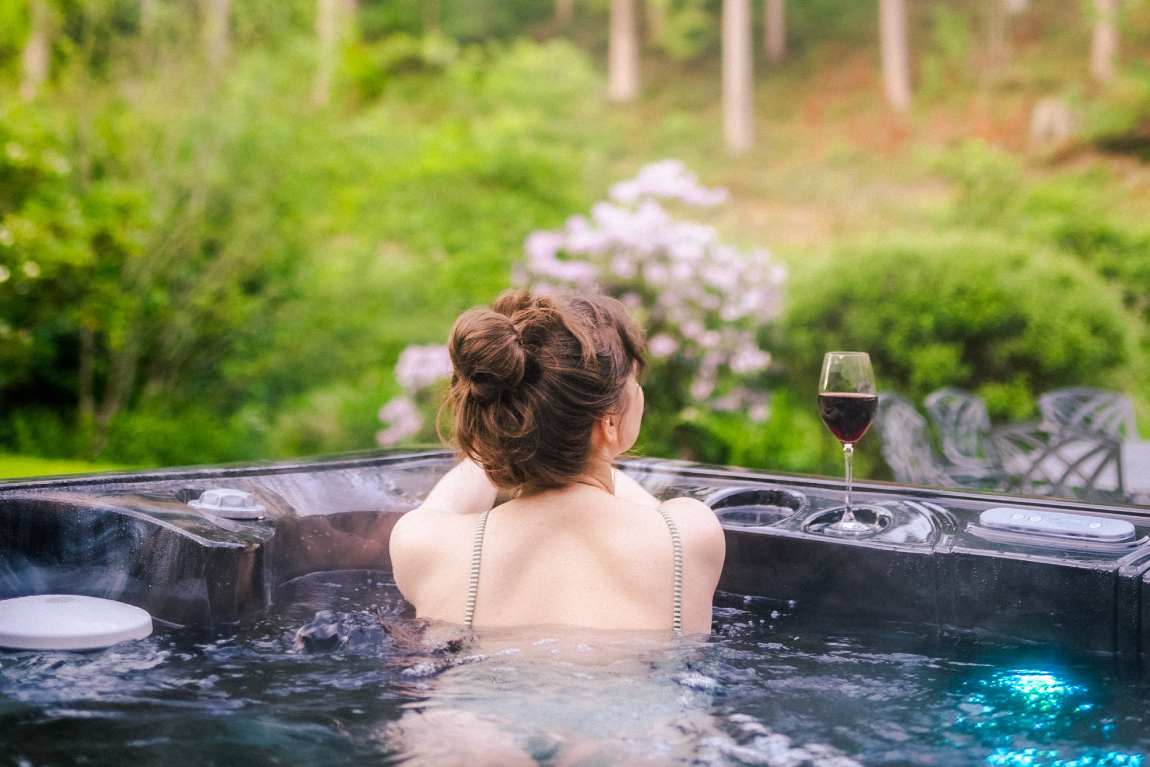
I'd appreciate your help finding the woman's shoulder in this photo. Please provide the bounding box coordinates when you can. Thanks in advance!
[657,496,722,529]
[656,496,726,563]
[389,505,479,593]
[391,504,478,555]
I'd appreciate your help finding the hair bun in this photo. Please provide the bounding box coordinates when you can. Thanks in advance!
[449,308,529,404]
[446,289,648,489]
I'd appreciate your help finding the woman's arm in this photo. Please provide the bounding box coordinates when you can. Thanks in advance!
[419,458,499,516]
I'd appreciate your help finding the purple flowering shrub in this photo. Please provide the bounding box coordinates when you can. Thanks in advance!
[518,160,784,425]
[376,344,452,447]
[378,160,786,450]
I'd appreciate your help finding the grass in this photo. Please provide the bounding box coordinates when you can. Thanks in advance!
[0,455,132,480]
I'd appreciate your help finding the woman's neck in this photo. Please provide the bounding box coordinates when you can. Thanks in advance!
[520,457,616,498]
[573,461,614,494]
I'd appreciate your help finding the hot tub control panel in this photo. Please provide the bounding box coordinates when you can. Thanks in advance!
[978,506,1135,542]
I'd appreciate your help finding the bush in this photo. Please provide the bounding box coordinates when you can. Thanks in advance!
[781,235,1133,423]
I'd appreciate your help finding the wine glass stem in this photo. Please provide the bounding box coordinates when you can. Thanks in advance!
[842,443,855,523]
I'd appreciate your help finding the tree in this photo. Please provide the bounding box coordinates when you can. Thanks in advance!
[765,0,784,62]
[608,0,639,102]
[204,0,229,68]
[314,0,338,106]
[879,0,911,112]
[140,0,155,29]
[647,0,666,44]
[986,0,1029,76]
[556,0,574,28]
[722,0,753,151]
[423,0,439,33]
[1090,0,1117,83]
[20,0,50,101]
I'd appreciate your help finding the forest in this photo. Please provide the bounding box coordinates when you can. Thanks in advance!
[3,0,1150,479]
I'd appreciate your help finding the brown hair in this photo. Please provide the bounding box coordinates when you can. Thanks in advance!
[446,290,647,490]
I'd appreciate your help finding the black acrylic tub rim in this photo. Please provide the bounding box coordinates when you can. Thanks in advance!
[4,448,1150,523]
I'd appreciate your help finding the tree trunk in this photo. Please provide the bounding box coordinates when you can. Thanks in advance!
[20,0,50,102]
[78,324,95,422]
[423,0,440,33]
[313,0,338,106]
[556,0,574,28]
[140,0,157,33]
[646,0,666,44]
[722,0,754,152]
[985,0,1009,74]
[608,0,639,102]
[765,0,785,62]
[1090,0,1117,83]
[205,0,229,68]
[879,0,911,112]
[91,331,141,457]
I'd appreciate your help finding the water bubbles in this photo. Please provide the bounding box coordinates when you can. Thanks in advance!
[677,671,719,691]
[401,662,439,678]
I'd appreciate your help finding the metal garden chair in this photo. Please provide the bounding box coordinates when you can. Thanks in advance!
[923,388,1003,488]
[875,392,957,488]
[989,423,1123,501]
[1037,387,1138,440]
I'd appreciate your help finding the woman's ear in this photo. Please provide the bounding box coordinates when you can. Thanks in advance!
[591,415,618,454]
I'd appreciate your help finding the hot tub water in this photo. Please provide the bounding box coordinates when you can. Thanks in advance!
[1,570,1147,767]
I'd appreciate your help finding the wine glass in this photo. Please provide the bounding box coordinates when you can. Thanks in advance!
[818,352,877,535]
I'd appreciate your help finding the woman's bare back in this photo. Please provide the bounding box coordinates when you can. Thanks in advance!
[390,479,725,635]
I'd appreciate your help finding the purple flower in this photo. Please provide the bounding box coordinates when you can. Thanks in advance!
[608,160,729,207]
[649,334,680,357]
[377,396,424,447]
[394,345,453,393]
[510,160,787,421]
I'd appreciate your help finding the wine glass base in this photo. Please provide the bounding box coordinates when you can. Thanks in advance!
[802,504,892,539]
[821,520,883,538]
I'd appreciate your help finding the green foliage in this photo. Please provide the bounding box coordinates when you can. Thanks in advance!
[2,0,1150,484]
[920,3,974,99]
[638,389,846,476]
[784,0,877,53]
[656,0,717,61]
[358,0,553,44]
[0,21,605,467]
[782,236,1132,422]
[940,140,1150,332]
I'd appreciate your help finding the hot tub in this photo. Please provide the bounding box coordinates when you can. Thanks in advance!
[1,450,1148,765]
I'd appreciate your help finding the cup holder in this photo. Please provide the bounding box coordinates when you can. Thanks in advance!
[705,487,809,527]
[802,504,893,539]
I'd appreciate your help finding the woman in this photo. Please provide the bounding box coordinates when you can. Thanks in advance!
[389,290,725,636]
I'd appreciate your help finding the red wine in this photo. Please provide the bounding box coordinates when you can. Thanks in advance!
[819,393,877,445]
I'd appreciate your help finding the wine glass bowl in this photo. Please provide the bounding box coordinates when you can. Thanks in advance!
[819,352,878,536]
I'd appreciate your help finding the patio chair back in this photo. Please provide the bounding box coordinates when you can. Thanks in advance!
[1037,387,1138,440]
[875,393,955,487]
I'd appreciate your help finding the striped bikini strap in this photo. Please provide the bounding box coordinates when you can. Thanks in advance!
[657,508,684,638]
[463,509,490,631]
